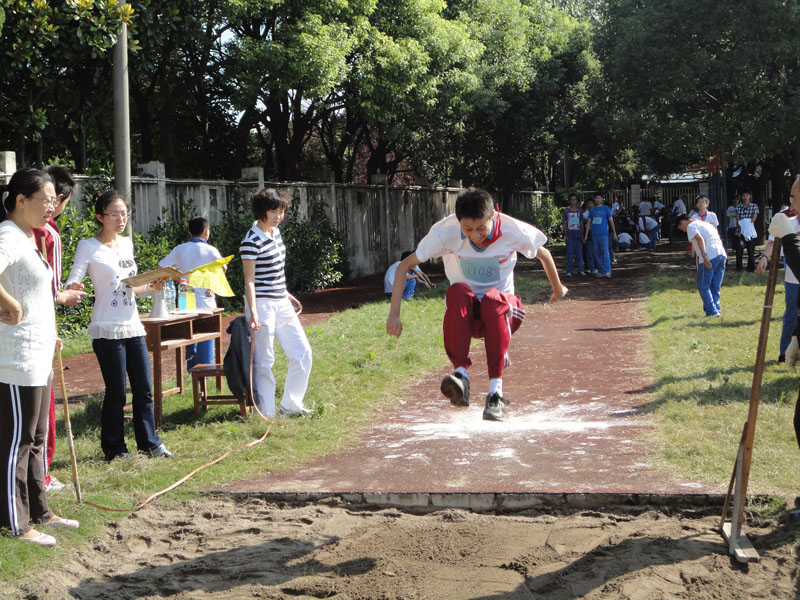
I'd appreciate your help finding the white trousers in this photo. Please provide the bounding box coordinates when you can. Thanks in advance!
[247,297,312,416]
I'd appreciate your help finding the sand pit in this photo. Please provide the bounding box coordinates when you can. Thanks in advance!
[8,496,798,599]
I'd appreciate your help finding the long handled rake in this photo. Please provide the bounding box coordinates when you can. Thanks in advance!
[55,347,82,503]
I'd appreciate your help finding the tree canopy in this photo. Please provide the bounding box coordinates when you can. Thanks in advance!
[3,0,799,197]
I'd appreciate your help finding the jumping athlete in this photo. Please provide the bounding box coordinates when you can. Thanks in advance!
[385,187,567,421]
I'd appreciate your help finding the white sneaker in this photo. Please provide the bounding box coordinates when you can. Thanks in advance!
[45,475,65,493]
[279,407,313,418]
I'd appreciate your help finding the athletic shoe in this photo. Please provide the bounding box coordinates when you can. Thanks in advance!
[592,269,598,275]
[612,258,618,264]
[43,516,79,529]
[603,273,611,278]
[45,475,65,493]
[148,443,176,458]
[566,273,572,277]
[19,530,56,547]
[578,271,586,276]
[279,407,313,418]
[779,355,786,363]
[107,452,132,462]
[482,392,508,421]
[440,372,470,407]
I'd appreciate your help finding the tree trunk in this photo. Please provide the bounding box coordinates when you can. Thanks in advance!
[131,87,154,164]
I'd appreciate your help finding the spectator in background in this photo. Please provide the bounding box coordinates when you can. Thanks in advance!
[735,191,759,272]
[726,195,739,250]
[159,217,224,370]
[584,193,617,278]
[637,214,661,251]
[670,195,688,242]
[638,197,652,217]
[562,194,586,277]
[677,214,726,317]
[582,198,596,275]
[384,250,433,298]
[617,231,633,251]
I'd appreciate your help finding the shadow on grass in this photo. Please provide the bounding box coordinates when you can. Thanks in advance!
[625,363,798,412]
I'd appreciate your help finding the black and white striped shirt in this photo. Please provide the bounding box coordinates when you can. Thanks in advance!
[240,223,287,299]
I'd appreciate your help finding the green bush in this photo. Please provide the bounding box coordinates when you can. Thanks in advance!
[282,201,351,293]
[513,195,564,242]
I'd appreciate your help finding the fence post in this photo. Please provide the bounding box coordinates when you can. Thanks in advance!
[0,151,16,181]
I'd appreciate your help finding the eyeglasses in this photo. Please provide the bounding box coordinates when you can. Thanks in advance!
[37,197,58,208]
[103,212,129,220]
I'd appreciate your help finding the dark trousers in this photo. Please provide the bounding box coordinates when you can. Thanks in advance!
[0,380,54,536]
[735,236,756,271]
[93,336,161,460]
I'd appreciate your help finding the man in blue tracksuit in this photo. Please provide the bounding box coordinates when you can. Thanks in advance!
[584,193,617,277]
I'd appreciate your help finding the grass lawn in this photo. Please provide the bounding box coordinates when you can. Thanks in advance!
[645,261,800,496]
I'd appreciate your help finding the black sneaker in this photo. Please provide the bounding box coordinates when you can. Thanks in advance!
[482,392,508,421]
[779,355,786,363]
[106,452,132,462]
[440,372,470,407]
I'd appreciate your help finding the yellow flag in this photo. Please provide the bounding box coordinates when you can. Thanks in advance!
[187,255,235,297]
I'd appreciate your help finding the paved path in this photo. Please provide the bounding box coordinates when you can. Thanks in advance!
[221,249,722,496]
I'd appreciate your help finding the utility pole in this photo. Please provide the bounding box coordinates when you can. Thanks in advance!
[113,4,132,235]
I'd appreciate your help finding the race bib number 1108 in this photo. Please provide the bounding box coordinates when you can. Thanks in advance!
[459,256,501,284]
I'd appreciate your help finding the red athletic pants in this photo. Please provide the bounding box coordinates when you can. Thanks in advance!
[443,283,525,379]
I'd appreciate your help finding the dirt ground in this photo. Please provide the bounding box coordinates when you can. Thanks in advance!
[10,497,799,599]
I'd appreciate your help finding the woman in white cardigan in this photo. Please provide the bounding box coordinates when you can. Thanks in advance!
[0,168,79,546]
[65,190,174,462]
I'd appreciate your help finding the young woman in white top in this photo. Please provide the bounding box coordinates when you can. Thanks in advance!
[65,191,174,461]
[0,168,79,546]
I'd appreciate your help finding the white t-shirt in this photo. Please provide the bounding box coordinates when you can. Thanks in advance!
[0,221,56,386]
[384,261,424,293]
[726,205,738,229]
[611,201,623,215]
[637,216,659,232]
[686,220,726,263]
[768,211,800,284]
[638,232,650,245]
[688,210,719,228]
[66,236,146,340]
[617,232,632,245]
[159,239,223,309]
[415,213,547,299]
[653,200,665,212]
[638,201,652,216]
[673,199,687,215]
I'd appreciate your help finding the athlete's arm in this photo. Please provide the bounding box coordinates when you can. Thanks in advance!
[535,246,568,304]
[386,251,423,337]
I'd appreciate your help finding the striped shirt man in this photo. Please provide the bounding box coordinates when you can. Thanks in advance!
[239,222,287,299]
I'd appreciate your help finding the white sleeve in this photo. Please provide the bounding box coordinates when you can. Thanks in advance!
[65,239,92,286]
[415,228,446,263]
[685,223,699,242]
[0,226,21,274]
[159,247,179,268]
[518,223,548,259]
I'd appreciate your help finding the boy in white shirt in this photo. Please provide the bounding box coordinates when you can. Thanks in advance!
[386,188,567,421]
[677,215,727,317]
[159,217,223,368]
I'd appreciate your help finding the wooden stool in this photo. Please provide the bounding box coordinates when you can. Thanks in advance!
[190,364,249,418]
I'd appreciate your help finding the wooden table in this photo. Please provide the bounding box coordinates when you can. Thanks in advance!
[140,308,224,427]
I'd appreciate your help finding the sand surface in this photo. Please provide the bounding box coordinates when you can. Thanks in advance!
[9,497,798,599]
